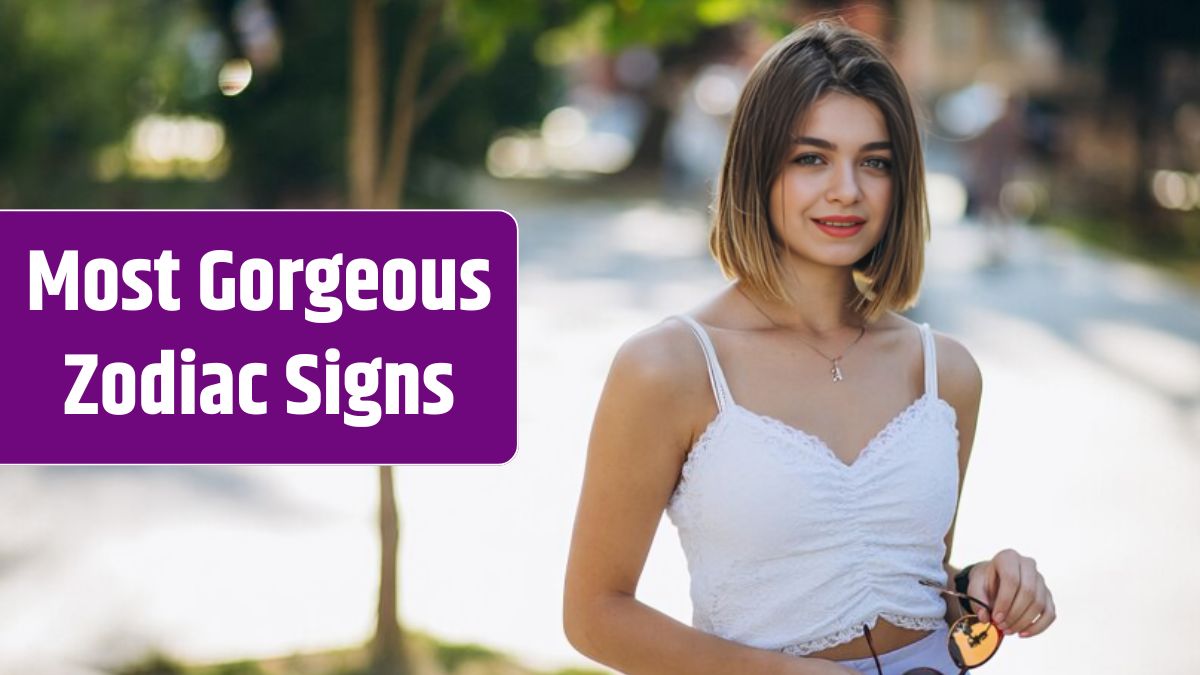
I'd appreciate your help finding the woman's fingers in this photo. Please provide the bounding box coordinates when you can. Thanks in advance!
[1006,569,1046,635]
[966,561,995,624]
[971,549,1057,638]
[986,550,1022,630]
[1001,557,1040,633]
[1019,588,1057,637]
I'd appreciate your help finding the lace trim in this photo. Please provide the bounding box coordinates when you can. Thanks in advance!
[725,394,953,478]
[669,408,731,510]
[778,614,946,656]
[668,395,957,515]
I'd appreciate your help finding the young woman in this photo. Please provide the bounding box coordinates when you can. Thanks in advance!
[563,20,1056,675]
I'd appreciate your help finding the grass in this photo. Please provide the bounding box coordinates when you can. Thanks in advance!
[1043,211,1200,288]
[111,634,609,675]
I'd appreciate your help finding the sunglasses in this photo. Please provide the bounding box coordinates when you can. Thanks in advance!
[860,579,1004,675]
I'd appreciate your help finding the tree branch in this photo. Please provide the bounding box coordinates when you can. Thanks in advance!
[374,0,446,208]
[414,58,470,129]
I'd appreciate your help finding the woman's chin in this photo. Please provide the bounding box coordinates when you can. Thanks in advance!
[788,251,871,270]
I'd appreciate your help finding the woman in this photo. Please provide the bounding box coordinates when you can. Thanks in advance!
[563,20,1055,675]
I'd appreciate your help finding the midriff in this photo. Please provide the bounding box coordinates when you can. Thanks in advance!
[806,619,936,661]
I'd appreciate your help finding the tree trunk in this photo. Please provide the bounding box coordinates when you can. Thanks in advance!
[349,3,469,664]
[348,0,381,209]
[373,466,409,675]
[349,6,411,673]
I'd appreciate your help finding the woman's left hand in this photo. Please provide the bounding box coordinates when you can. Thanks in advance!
[968,549,1056,638]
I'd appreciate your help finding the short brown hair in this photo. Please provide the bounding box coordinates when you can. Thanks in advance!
[710,19,928,322]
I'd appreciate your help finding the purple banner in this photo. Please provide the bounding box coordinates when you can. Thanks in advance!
[1,210,517,464]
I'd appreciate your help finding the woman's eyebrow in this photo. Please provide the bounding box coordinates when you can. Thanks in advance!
[792,136,892,152]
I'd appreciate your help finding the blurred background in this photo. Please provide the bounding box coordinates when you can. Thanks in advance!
[1,0,1198,674]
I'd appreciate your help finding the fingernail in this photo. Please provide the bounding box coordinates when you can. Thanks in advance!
[994,612,1005,623]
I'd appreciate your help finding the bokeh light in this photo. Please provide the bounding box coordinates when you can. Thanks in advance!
[218,58,254,96]
[541,107,588,148]
[1152,170,1198,210]
[127,115,228,180]
[693,65,741,116]
[926,172,969,225]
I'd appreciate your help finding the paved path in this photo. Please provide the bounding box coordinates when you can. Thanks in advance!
[0,180,1196,674]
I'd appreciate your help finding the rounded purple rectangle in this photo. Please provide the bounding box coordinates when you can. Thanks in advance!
[1,210,517,464]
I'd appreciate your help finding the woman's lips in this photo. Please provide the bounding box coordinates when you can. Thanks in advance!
[812,218,864,238]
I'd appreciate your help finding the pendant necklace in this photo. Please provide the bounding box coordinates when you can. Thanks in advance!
[737,287,868,383]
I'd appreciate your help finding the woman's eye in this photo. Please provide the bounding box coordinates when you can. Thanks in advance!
[793,154,824,166]
[863,157,893,170]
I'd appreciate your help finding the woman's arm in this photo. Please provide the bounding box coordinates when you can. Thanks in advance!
[563,321,853,675]
[935,332,983,627]
[935,334,1056,639]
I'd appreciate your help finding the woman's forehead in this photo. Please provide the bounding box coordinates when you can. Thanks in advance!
[792,92,890,146]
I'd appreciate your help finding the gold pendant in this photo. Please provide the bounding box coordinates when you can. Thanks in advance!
[831,359,844,382]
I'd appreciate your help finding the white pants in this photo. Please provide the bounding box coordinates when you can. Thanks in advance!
[833,624,967,675]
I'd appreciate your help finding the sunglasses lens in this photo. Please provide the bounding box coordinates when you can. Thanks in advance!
[902,669,944,674]
[948,615,1003,668]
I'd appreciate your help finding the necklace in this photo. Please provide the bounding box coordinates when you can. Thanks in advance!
[737,286,868,382]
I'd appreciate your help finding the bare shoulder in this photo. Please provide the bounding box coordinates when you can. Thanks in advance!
[612,318,704,392]
[930,329,983,413]
[606,316,716,439]
[612,283,742,389]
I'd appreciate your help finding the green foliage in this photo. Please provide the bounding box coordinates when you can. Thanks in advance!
[206,661,265,675]
[205,1,350,206]
[556,0,769,51]
[115,654,265,675]
[1047,211,1200,287]
[0,0,199,206]
[0,0,780,207]
[433,640,502,672]
[113,652,187,675]
[447,0,544,68]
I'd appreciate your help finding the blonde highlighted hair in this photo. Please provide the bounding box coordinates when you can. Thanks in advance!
[710,19,929,322]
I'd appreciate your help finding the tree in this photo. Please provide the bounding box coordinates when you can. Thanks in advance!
[1041,0,1200,229]
[0,0,196,207]
[342,3,771,673]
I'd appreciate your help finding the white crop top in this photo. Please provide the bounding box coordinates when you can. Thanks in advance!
[666,316,961,656]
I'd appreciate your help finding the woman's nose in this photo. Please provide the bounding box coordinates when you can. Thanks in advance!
[825,163,862,204]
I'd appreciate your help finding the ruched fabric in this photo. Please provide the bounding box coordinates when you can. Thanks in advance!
[666,316,960,656]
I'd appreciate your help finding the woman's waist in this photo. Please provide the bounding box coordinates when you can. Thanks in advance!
[690,555,950,615]
[699,577,949,652]
[805,617,941,661]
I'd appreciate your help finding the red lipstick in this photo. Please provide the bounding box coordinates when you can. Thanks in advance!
[812,215,865,238]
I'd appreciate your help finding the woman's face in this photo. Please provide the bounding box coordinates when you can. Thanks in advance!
[768,91,893,270]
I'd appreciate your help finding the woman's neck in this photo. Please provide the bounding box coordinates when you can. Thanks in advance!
[740,264,867,337]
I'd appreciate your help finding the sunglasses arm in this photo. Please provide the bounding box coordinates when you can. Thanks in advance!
[918,578,995,614]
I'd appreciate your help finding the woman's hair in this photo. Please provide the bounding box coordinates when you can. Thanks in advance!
[710,19,928,322]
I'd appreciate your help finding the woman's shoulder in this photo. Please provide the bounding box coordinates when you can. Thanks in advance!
[874,312,982,403]
[929,326,982,397]
[608,315,711,404]
[915,319,983,410]
[614,285,743,369]
[607,286,750,411]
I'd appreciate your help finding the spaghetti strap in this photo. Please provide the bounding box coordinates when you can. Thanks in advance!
[918,322,938,400]
[675,315,734,411]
